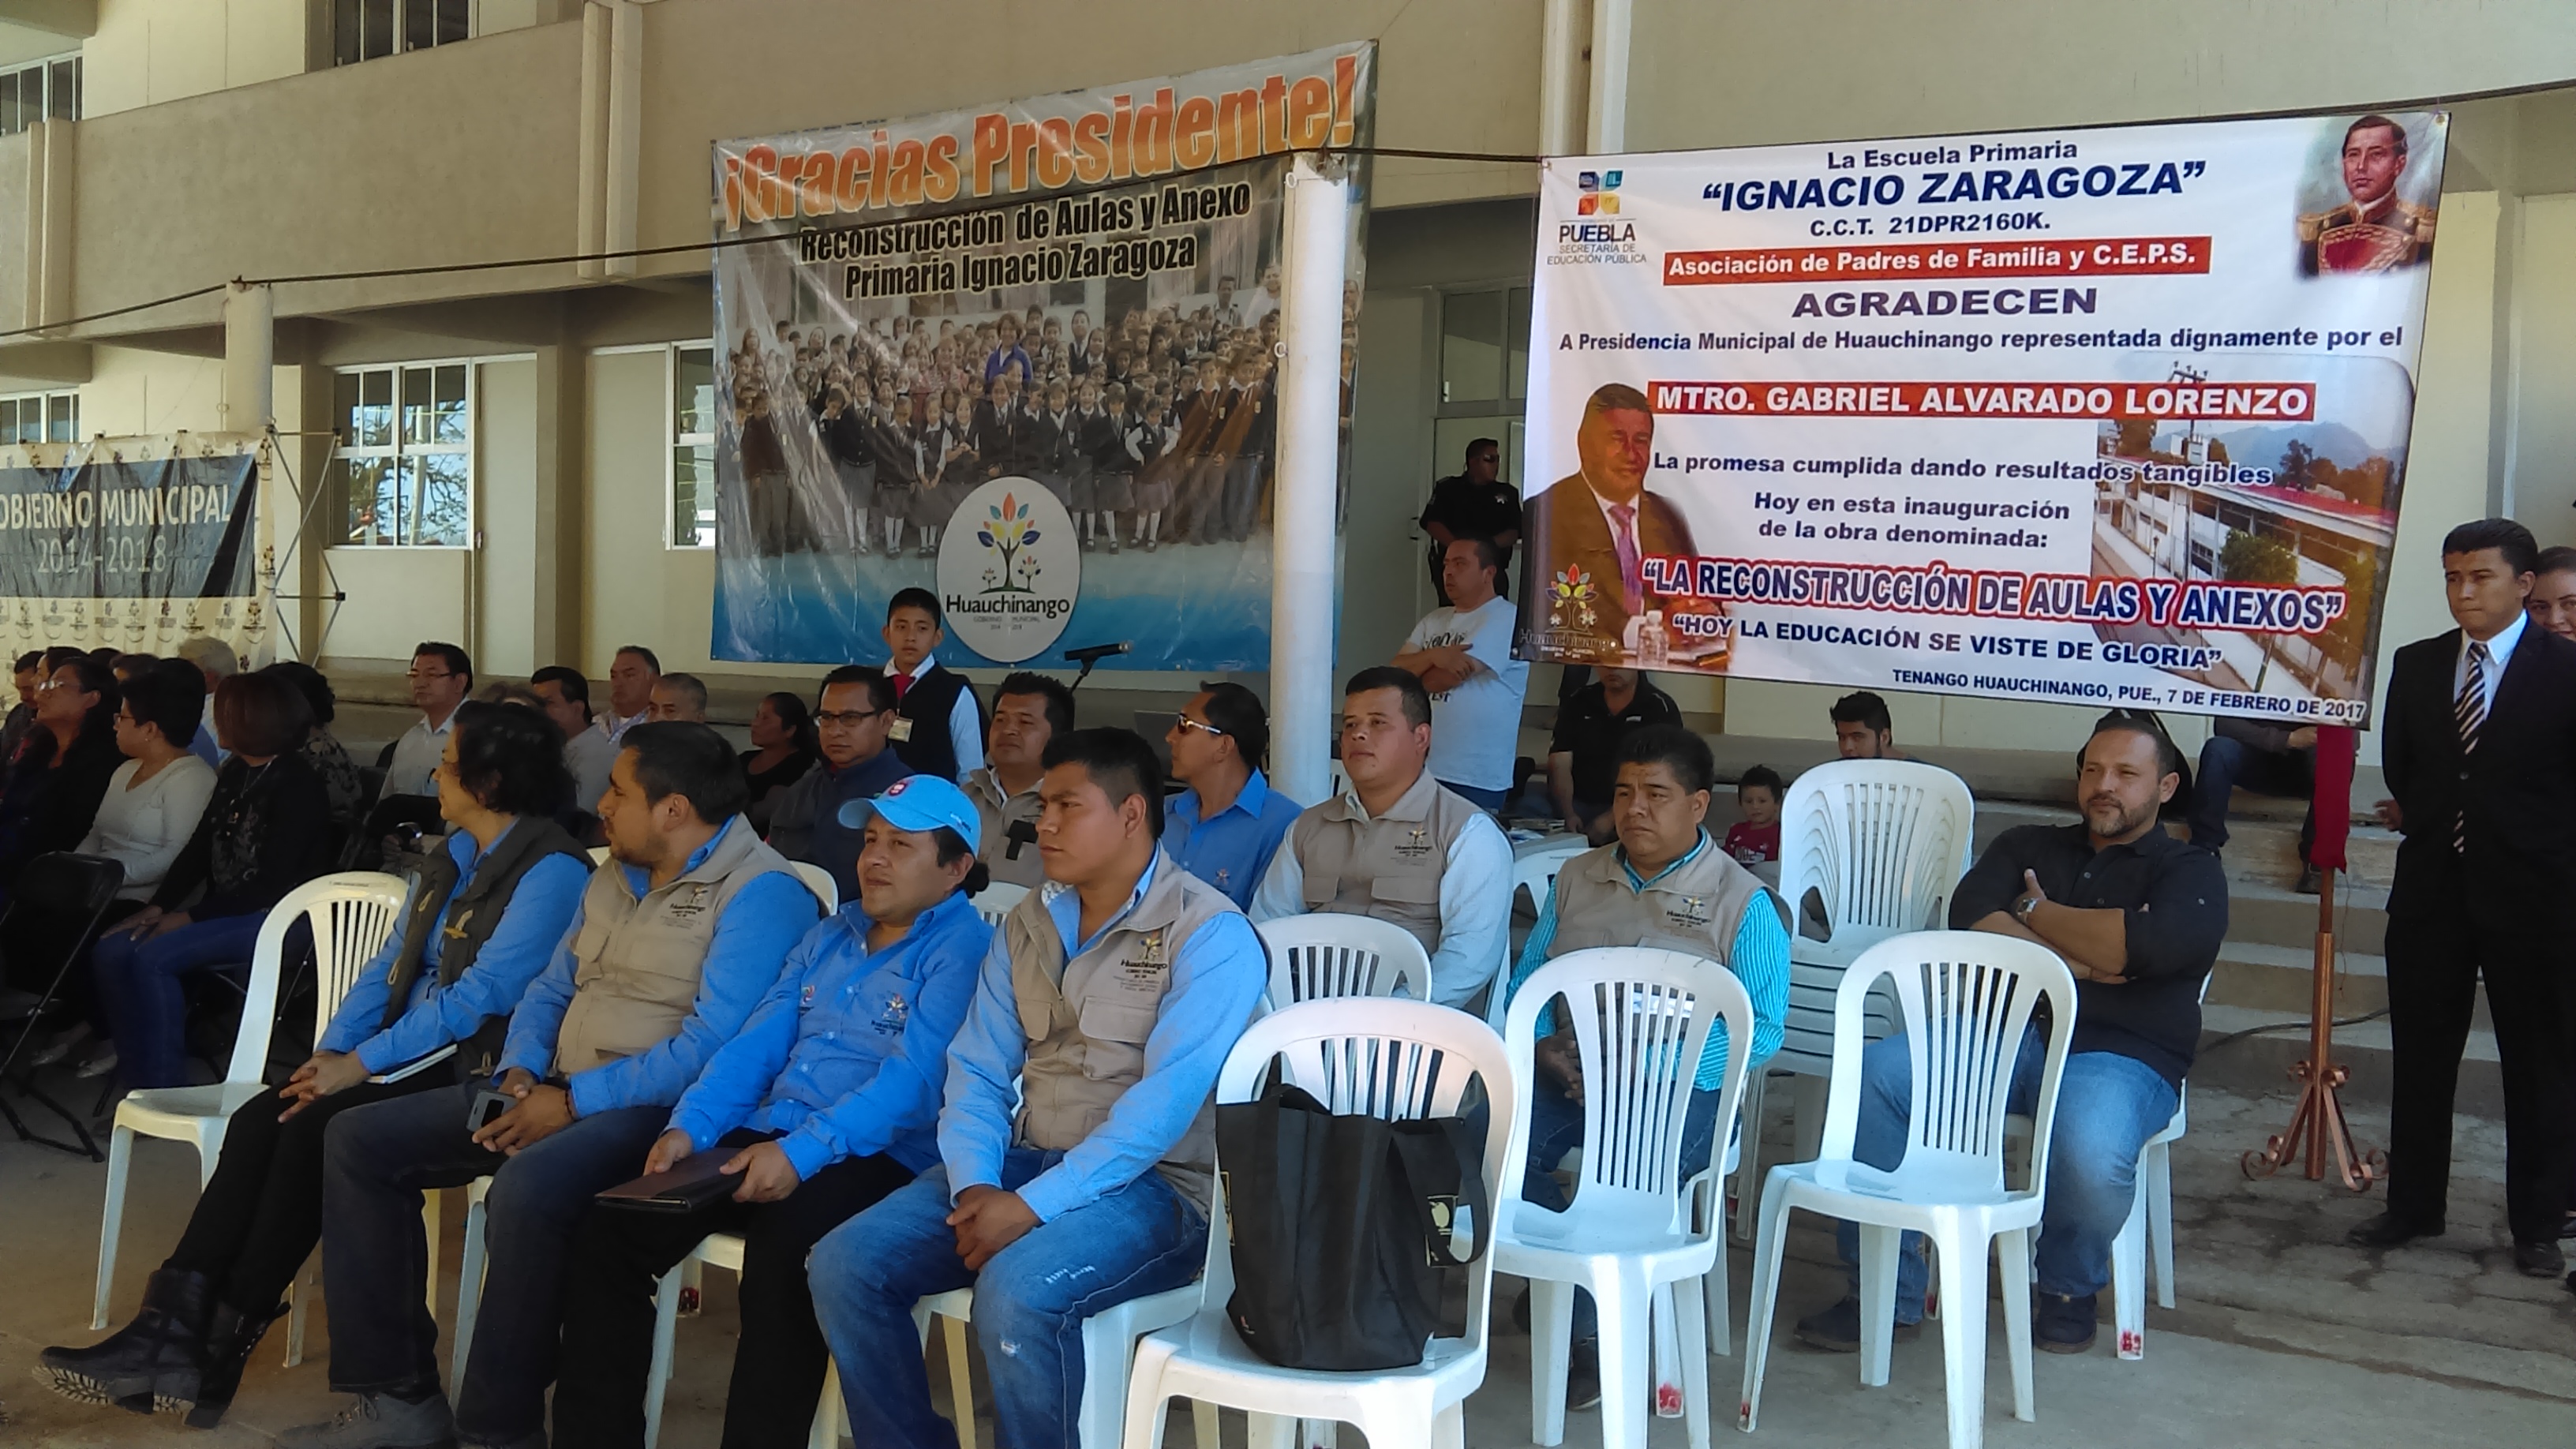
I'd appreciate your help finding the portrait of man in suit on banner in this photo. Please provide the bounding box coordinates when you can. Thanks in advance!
[1518,382,1724,668]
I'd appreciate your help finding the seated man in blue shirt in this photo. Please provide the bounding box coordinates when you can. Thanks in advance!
[808,728,1267,1449]
[39,703,590,1430]
[1162,681,1300,908]
[549,776,994,1449]
[278,724,818,1449]
[768,665,913,905]
[1501,724,1789,1409]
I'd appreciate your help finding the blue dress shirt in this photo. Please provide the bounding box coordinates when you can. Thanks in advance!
[498,818,819,1115]
[1163,769,1301,909]
[938,851,1267,1222]
[668,890,990,1178]
[317,825,590,1074]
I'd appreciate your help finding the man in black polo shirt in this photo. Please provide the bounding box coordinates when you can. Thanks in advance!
[1794,715,2226,1356]
[1419,437,1521,605]
[1547,667,1680,841]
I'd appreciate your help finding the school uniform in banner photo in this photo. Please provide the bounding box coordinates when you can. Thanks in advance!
[706,45,1378,672]
[1516,113,2447,726]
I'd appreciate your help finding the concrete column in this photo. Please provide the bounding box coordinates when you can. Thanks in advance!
[1269,153,1353,807]
[1540,0,1589,157]
[1586,0,1631,152]
[530,341,586,665]
[576,2,610,280]
[222,282,275,433]
[604,0,643,278]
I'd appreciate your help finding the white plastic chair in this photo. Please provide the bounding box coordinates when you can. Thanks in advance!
[1496,949,1754,1449]
[1491,837,1593,1030]
[1123,998,1522,1449]
[451,856,839,1395]
[913,1282,1217,1449]
[93,873,407,1331]
[1737,761,1972,1238]
[974,878,1029,927]
[1256,913,1432,1007]
[1739,930,2076,1449]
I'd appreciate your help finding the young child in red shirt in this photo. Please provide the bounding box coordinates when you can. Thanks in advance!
[1724,764,1783,865]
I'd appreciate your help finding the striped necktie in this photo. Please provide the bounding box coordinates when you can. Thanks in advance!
[2453,639,2489,852]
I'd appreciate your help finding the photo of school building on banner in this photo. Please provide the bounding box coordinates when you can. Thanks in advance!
[0,435,271,660]
[708,44,1375,672]
[1516,111,2444,725]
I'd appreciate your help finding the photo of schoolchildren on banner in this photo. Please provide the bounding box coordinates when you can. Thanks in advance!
[1518,110,2445,725]
[710,43,1374,670]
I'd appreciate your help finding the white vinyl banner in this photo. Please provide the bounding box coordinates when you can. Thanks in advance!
[1516,112,2447,725]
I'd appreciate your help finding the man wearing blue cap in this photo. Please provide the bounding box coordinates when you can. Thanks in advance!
[542,776,994,1449]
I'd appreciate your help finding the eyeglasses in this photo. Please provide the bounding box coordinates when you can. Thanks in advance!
[1174,716,1226,739]
[815,708,886,727]
[407,669,454,682]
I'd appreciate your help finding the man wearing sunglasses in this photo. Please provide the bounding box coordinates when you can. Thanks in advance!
[1163,683,1300,909]
[766,666,913,904]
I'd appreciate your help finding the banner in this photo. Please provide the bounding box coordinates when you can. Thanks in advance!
[710,44,1375,671]
[0,435,270,657]
[1518,112,2447,725]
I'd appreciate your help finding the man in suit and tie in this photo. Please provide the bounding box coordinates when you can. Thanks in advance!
[2351,519,2576,1277]
[1518,383,1702,665]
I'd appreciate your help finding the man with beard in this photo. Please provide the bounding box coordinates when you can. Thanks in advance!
[1789,715,2226,1357]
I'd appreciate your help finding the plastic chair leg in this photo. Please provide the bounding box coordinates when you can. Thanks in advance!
[1192,1402,1219,1448]
[1652,1281,1682,1416]
[941,1312,975,1449]
[1597,1269,1653,1449]
[1247,1410,1297,1449]
[642,1264,683,1449]
[2111,1171,2148,1361]
[2147,1140,2176,1310]
[1735,1183,1794,1432]
[810,1359,844,1449]
[92,1122,133,1330]
[1856,1223,1900,1388]
[1529,1276,1576,1447]
[1431,1402,1467,1449]
[1930,1233,1992,1449]
[1704,1234,1732,1357]
[1731,1073,1767,1244]
[284,1259,312,1367]
[1673,1274,1713,1449]
[422,1191,442,1317]
[451,1196,491,1401]
[1789,1076,1829,1161]
[1997,1227,2034,1419]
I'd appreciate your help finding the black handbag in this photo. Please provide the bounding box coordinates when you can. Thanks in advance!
[1215,1080,1489,1372]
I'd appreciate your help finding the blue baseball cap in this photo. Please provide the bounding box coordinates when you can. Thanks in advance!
[837,775,982,854]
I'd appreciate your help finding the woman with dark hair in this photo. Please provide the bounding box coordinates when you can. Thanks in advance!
[261,661,366,862]
[41,700,593,1428]
[1160,681,1300,908]
[741,690,819,834]
[89,671,334,1090]
[0,653,129,889]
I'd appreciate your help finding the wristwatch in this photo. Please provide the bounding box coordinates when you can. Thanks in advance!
[2014,894,2042,926]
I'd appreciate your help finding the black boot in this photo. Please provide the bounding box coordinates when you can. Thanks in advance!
[185,1299,291,1429]
[38,1267,212,1414]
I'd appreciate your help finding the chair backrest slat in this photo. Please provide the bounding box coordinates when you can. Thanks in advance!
[1255,915,1432,1009]
[1777,760,1974,953]
[223,871,408,1087]
[972,880,1029,928]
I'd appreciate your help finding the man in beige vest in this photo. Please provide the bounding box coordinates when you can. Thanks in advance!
[808,728,1266,1449]
[961,671,1070,889]
[284,724,818,1449]
[1250,665,1513,1010]
[1496,724,1789,1408]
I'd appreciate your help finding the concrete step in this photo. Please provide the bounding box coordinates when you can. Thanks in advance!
[2209,941,2414,1018]
[2192,1000,2502,1119]
[2225,877,2387,957]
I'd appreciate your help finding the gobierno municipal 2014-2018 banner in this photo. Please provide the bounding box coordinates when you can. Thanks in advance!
[1516,110,2446,726]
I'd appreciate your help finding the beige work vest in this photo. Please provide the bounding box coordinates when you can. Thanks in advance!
[551,818,798,1076]
[963,766,1047,889]
[1286,771,1484,955]
[1548,837,1788,965]
[1004,849,1243,1209]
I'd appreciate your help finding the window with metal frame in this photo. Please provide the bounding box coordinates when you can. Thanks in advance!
[0,391,79,445]
[334,0,471,66]
[672,345,717,548]
[0,54,78,137]
[1433,285,1533,492]
[334,364,472,547]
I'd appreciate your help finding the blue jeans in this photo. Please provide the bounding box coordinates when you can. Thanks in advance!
[1833,1028,2177,1319]
[319,1080,667,1436]
[2188,732,2313,858]
[1524,1080,1724,1338]
[809,1151,1208,1449]
[92,911,273,1089]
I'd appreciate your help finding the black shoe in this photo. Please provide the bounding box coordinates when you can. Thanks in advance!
[2513,1239,2567,1278]
[2346,1212,2442,1248]
[2294,864,2323,895]
[38,1267,212,1414]
[1566,1337,1601,1413]
[1792,1296,1921,1354]
[2558,1212,2576,1241]
[185,1300,290,1429]
[2033,1291,2097,1354]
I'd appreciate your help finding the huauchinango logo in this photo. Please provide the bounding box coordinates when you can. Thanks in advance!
[936,477,1080,662]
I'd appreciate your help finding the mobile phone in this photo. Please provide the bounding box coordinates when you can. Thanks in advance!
[467,1089,513,1135]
